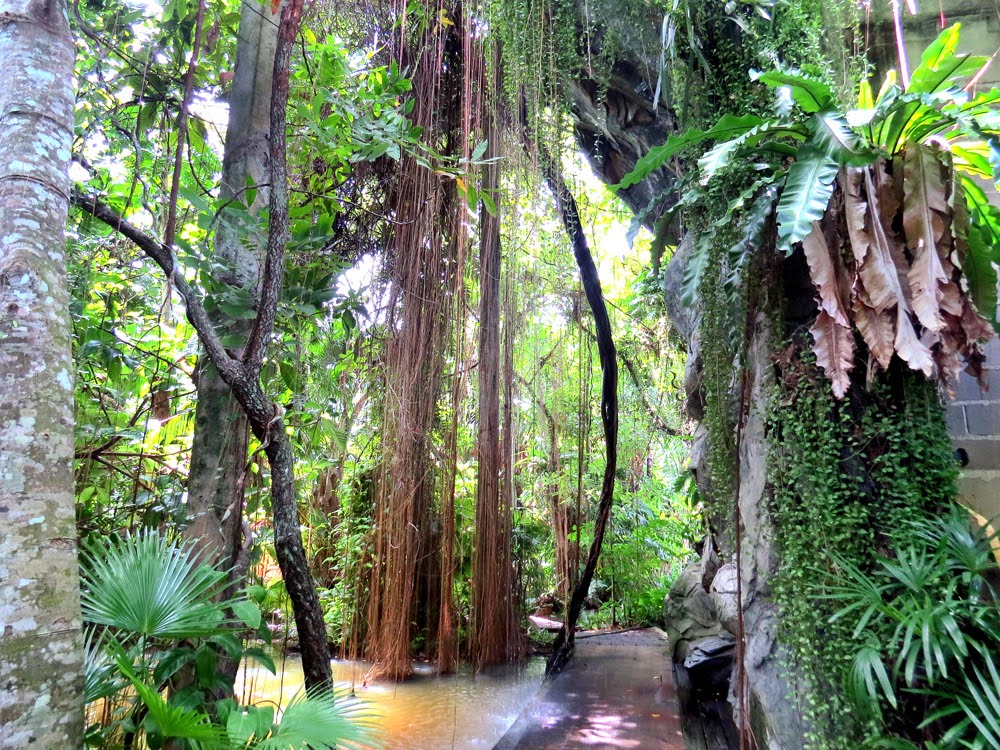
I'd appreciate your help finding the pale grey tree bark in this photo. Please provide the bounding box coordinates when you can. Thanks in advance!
[0,0,82,745]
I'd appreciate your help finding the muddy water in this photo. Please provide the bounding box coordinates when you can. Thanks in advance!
[235,656,545,750]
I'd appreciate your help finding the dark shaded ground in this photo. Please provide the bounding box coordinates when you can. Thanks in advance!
[493,628,686,750]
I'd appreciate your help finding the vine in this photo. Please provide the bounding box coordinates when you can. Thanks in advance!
[767,343,958,748]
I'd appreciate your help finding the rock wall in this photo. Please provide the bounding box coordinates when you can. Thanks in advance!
[571,2,1000,748]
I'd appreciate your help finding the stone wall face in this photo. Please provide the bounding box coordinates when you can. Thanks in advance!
[949,338,1000,521]
[871,1,1000,523]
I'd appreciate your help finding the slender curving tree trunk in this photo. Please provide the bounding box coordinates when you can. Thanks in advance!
[0,0,83,744]
[519,121,619,676]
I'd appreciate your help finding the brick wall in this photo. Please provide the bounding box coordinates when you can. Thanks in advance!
[871,1,1000,522]
[948,339,1000,521]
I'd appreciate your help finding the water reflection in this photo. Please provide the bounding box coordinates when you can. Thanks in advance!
[236,655,545,749]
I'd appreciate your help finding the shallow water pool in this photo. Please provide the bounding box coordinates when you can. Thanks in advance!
[236,655,545,749]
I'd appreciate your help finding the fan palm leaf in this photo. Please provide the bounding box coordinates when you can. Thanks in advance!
[81,530,232,640]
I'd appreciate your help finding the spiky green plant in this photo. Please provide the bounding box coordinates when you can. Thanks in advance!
[81,530,232,640]
[82,530,380,749]
[824,506,1000,748]
[220,689,379,750]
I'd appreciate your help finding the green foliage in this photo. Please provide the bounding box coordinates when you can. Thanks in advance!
[220,690,377,750]
[768,350,960,749]
[614,114,766,191]
[825,507,1000,749]
[587,456,701,625]
[81,530,375,749]
[620,24,1000,276]
[82,531,231,640]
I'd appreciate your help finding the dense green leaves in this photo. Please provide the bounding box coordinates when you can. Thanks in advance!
[81,530,232,639]
[825,507,1000,748]
[957,176,1000,333]
[614,114,764,191]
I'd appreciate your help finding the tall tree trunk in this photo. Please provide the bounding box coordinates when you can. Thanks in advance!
[186,0,279,565]
[0,0,83,744]
[499,238,518,648]
[182,0,280,697]
[518,375,573,602]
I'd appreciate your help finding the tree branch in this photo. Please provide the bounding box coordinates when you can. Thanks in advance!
[71,188,243,387]
[242,0,302,375]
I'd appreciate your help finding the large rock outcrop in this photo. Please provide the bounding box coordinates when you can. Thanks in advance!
[563,11,809,748]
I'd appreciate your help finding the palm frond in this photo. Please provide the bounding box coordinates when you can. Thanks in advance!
[81,530,232,640]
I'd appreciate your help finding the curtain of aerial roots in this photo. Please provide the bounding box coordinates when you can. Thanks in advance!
[364,6,463,682]
[471,43,519,668]
[436,225,468,675]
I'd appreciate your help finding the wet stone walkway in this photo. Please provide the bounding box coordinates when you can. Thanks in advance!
[493,628,686,750]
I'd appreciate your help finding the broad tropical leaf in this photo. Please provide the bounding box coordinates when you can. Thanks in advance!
[254,689,380,750]
[907,24,988,97]
[810,310,854,398]
[226,704,275,747]
[83,626,122,704]
[615,114,763,191]
[775,149,839,253]
[681,233,713,306]
[698,121,806,183]
[755,69,835,113]
[841,168,870,263]
[113,648,224,743]
[854,300,895,371]
[878,25,989,152]
[814,112,875,167]
[802,222,849,326]
[893,305,935,377]
[957,176,1000,332]
[951,141,996,182]
[81,530,231,640]
[902,144,951,332]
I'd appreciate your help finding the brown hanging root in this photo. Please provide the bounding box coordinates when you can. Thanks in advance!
[363,2,465,682]
[471,41,520,670]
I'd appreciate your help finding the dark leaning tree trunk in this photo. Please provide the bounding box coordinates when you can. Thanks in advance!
[519,109,619,676]
[0,0,83,745]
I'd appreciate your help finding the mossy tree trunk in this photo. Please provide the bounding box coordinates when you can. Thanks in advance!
[0,0,83,744]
